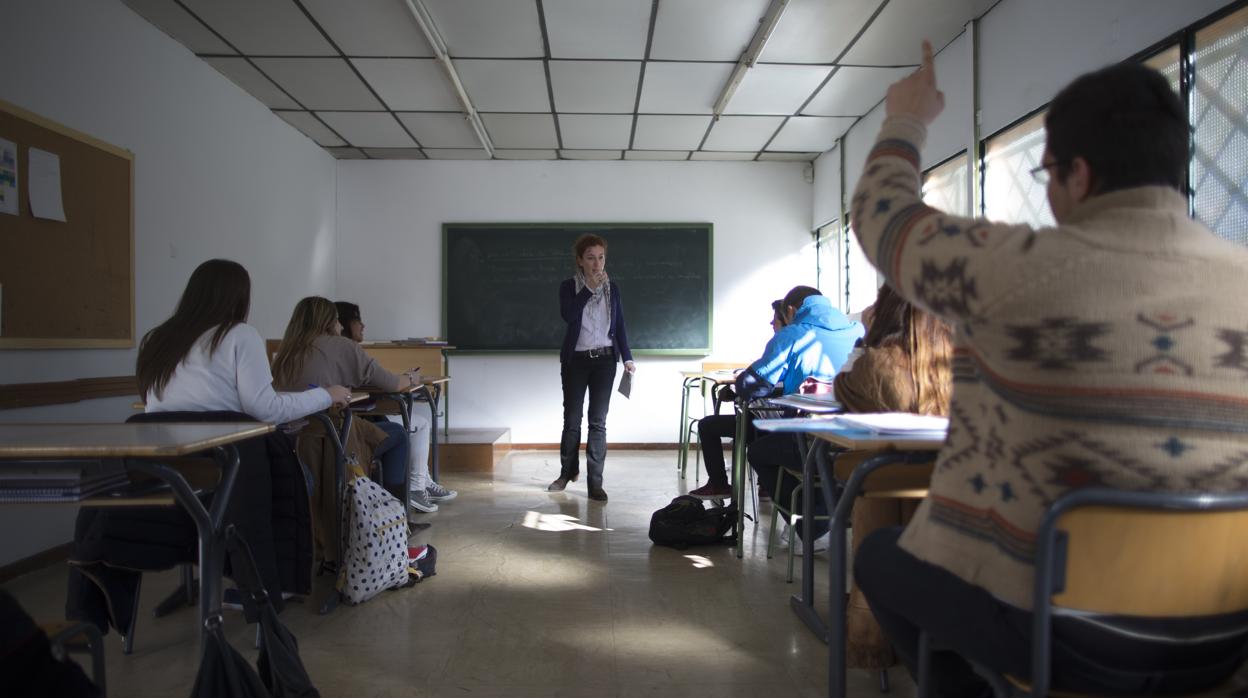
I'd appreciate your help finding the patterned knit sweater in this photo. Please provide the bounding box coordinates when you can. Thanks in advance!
[852,115,1248,609]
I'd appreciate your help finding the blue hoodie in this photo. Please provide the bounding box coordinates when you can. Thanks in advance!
[738,295,864,397]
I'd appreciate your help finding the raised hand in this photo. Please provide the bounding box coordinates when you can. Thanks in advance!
[885,40,945,125]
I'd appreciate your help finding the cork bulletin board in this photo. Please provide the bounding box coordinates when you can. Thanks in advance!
[0,100,134,348]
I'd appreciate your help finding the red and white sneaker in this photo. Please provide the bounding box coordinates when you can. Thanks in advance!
[688,483,732,500]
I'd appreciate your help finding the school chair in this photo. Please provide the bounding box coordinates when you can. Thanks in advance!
[42,620,106,695]
[678,361,747,480]
[916,488,1248,697]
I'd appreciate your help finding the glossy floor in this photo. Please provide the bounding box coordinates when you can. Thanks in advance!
[3,450,915,697]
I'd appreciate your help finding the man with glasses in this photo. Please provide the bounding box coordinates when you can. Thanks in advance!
[848,42,1248,695]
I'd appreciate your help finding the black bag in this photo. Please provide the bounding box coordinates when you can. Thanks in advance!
[648,495,737,549]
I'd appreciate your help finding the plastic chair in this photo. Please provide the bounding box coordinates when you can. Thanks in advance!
[916,488,1248,697]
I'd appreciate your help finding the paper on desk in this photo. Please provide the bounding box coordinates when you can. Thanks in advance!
[753,416,843,432]
[0,138,17,216]
[836,413,949,433]
[28,148,66,222]
[618,370,632,399]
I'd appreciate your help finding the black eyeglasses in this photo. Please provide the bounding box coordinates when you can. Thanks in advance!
[1029,160,1065,184]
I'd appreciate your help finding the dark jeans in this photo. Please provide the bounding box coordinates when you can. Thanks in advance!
[373,419,410,488]
[855,527,1248,697]
[560,354,617,486]
[697,414,756,488]
[749,432,829,540]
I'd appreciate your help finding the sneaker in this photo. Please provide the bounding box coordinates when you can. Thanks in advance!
[689,482,732,500]
[426,481,457,502]
[787,529,829,556]
[408,489,439,513]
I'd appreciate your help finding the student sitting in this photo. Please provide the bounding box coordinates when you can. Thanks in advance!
[833,283,952,669]
[743,286,863,530]
[688,299,788,499]
[68,259,350,634]
[333,301,456,509]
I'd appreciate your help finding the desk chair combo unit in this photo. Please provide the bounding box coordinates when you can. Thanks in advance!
[676,362,746,480]
[916,488,1248,698]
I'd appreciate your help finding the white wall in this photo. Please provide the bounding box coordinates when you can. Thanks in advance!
[0,0,337,566]
[336,160,814,443]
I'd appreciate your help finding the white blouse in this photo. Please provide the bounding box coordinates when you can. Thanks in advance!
[145,323,331,424]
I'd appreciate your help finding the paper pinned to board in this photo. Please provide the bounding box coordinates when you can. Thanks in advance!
[0,138,17,216]
[618,370,632,399]
[28,147,66,222]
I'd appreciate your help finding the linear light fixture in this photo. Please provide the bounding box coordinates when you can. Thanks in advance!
[712,0,790,119]
[404,0,495,157]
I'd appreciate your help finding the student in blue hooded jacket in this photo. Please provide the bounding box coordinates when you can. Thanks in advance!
[548,233,636,502]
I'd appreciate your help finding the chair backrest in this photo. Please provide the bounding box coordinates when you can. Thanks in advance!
[265,339,281,367]
[1050,497,1248,617]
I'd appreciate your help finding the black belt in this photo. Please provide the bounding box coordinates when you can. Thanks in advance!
[573,346,614,359]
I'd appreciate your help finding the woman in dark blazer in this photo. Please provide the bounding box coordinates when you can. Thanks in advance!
[549,233,635,501]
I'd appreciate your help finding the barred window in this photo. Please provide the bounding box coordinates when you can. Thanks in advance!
[982,112,1054,227]
[1192,6,1248,245]
[922,152,971,217]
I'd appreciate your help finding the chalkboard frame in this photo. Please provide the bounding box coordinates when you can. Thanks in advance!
[441,222,713,356]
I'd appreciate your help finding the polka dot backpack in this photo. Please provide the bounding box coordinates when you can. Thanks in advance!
[337,474,410,604]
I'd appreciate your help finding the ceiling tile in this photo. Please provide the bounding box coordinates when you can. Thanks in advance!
[254,58,383,110]
[631,115,712,150]
[625,150,690,160]
[424,149,492,160]
[203,57,299,109]
[352,58,461,110]
[550,61,640,114]
[638,62,733,114]
[802,66,912,116]
[758,0,880,63]
[422,0,544,58]
[495,149,559,160]
[691,151,757,161]
[363,148,428,159]
[543,0,651,59]
[317,112,417,148]
[757,151,819,161]
[454,60,551,112]
[181,0,335,55]
[766,116,855,151]
[301,0,433,57]
[123,0,235,54]
[396,113,480,148]
[275,111,346,147]
[328,147,368,159]
[724,64,832,115]
[841,0,984,66]
[701,115,785,150]
[480,113,559,149]
[558,115,633,149]
[650,0,770,61]
[560,150,623,160]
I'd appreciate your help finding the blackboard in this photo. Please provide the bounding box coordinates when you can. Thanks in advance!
[443,223,712,354]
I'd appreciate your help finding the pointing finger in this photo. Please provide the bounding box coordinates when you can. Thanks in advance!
[921,40,936,85]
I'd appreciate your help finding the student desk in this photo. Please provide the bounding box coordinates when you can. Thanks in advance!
[360,343,454,437]
[755,420,943,698]
[0,422,272,648]
[355,376,449,483]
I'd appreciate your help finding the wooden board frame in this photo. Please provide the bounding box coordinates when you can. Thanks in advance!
[0,99,135,349]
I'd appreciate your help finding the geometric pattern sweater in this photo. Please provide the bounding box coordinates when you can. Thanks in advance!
[852,115,1248,610]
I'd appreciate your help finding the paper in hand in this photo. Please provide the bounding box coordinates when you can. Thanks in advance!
[617,370,632,399]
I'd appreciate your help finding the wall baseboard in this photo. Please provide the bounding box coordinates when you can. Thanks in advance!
[0,542,72,583]
[509,443,681,450]
[0,375,136,410]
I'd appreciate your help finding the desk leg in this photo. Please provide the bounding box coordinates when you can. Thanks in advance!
[425,385,443,483]
[127,444,240,649]
[789,439,830,642]
[732,407,748,558]
[442,350,451,440]
[677,378,692,476]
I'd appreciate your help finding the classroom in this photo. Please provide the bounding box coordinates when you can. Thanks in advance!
[2,0,1247,696]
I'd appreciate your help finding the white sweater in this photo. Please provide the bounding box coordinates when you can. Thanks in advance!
[145,323,331,424]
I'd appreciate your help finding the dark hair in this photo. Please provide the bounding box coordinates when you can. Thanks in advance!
[862,284,953,416]
[782,285,822,312]
[1045,62,1187,194]
[334,301,361,333]
[573,233,607,258]
[771,299,785,322]
[137,259,251,400]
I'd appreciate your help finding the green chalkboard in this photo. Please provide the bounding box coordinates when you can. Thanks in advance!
[443,223,712,354]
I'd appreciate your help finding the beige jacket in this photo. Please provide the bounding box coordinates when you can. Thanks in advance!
[851,115,1248,609]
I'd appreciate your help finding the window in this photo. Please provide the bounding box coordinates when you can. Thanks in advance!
[922,152,971,216]
[982,111,1054,227]
[1192,6,1248,245]
[814,220,846,311]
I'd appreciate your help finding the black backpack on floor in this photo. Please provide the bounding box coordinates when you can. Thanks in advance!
[648,495,737,549]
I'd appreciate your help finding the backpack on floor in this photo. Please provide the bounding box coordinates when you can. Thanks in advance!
[337,476,410,605]
[648,495,737,550]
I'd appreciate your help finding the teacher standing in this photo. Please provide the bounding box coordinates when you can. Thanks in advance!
[549,233,636,501]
